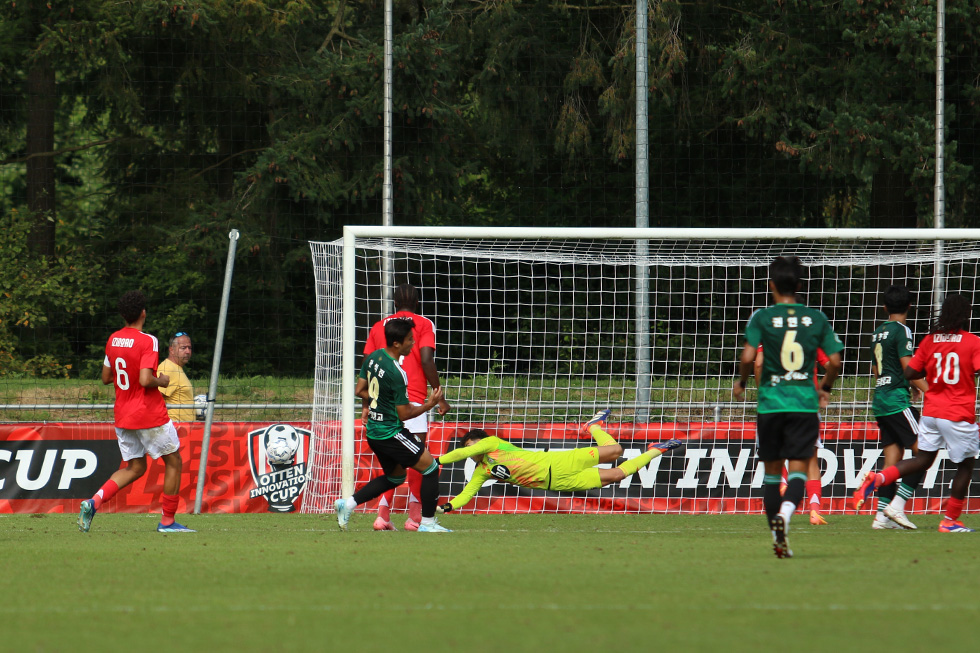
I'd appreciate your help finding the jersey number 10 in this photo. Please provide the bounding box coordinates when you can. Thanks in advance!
[932,352,960,384]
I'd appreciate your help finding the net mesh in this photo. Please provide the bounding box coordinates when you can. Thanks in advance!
[306,234,980,514]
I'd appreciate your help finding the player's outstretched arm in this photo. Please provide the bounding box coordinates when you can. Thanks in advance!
[438,467,491,512]
[438,436,500,465]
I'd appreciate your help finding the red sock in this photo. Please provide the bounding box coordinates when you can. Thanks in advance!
[160,493,179,526]
[91,479,119,510]
[944,497,964,522]
[880,466,901,487]
[806,479,822,509]
[378,489,395,521]
[407,468,422,522]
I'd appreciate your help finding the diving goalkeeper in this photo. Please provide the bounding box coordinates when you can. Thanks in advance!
[436,409,681,513]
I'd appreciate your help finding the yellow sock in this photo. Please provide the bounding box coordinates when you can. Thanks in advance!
[589,425,617,447]
[616,449,659,477]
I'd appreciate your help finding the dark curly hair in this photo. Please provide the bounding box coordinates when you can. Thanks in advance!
[931,293,971,334]
[117,290,146,324]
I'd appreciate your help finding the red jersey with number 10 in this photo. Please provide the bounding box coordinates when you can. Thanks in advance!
[105,327,170,429]
[907,329,980,423]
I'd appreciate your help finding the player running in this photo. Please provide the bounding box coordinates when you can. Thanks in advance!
[867,285,928,530]
[78,290,194,534]
[434,410,681,513]
[363,283,451,531]
[733,256,843,558]
[334,317,448,532]
[854,293,980,533]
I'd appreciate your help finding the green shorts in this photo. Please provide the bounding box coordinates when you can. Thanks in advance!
[549,447,602,491]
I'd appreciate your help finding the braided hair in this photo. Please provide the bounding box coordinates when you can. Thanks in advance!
[930,293,972,334]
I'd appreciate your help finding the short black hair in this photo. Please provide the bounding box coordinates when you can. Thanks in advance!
[769,256,805,295]
[882,285,912,315]
[460,428,490,447]
[393,283,419,312]
[117,290,146,324]
[384,317,415,346]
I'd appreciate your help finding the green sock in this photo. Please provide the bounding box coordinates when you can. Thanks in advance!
[617,449,658,476]
[589,425,617,447]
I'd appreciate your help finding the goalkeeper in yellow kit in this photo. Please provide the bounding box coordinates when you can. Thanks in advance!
[435,409,681,513]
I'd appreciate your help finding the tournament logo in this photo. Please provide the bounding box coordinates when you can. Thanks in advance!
[247,423,312,512]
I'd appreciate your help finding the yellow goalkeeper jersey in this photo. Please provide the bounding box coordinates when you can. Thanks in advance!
[439,436,553,510]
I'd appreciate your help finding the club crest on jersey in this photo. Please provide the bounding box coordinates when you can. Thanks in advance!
[247,424,312,513]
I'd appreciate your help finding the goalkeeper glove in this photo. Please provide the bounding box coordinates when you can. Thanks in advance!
[436,503,453,514]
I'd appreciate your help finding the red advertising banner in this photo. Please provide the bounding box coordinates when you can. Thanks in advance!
[2,421,977,515]
[0,422,312,515]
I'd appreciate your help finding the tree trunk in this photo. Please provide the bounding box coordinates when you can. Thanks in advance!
[26,58,56,258]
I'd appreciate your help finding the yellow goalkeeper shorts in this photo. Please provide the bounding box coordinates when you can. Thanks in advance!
[549,447,602,491]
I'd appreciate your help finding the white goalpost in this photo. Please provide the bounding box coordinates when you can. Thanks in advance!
[305,227,980,516]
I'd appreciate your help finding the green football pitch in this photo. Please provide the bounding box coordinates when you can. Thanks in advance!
[3,512,977,652]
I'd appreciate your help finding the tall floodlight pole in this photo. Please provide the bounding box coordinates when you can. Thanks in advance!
[635,0,651,422]
[933,0,946,315]
[382,0,394,311]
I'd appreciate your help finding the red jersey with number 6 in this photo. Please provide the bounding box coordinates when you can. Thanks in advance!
[105,327,170,429]
[907,329,980,423]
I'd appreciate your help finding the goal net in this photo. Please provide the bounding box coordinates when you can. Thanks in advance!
[305,228,980,515]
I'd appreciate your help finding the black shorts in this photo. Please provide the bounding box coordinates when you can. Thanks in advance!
[756,412,820,462]
[876,407,920,449]
[367,429,425,476]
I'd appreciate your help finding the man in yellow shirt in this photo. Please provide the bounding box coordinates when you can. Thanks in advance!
[158,331,195,421]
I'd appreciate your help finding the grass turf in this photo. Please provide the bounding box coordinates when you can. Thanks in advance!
[3,512,978,652]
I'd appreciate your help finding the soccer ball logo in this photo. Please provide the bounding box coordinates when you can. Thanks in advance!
[265,423,300,466]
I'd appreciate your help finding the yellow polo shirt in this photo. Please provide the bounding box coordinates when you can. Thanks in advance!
[158,358,195,421]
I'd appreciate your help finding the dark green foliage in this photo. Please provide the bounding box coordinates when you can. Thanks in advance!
[1,0,979,376]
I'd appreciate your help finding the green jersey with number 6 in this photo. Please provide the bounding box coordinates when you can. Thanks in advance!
[744,304,843,414]
[358,349,410,440]
[869,320,915,417]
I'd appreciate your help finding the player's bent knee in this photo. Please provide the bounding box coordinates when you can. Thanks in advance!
[420,459,439,476]
[386,474,407,486]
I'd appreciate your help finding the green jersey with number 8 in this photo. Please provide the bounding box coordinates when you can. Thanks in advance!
[358,349,410,440]
[744,304,843,413]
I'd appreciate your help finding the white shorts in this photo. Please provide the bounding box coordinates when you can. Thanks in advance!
[918,415,980,464]
[115,420,180,461]
[402,402,428,435]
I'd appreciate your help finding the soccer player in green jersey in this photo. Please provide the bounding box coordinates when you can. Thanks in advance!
[868,285,929,530]
[733,256,843,558]
[434,409,681,513]
[334,318,448,532]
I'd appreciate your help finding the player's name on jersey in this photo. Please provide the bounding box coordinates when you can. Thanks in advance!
[769,315,814,328]
[933,333,963,342]
[769,371,810,383]
[110,337,135,348]
[367,359,387,377]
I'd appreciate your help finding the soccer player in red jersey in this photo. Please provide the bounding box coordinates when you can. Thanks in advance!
[77,290,195,534]
[854,294,980,533]
[363,284,451,531]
